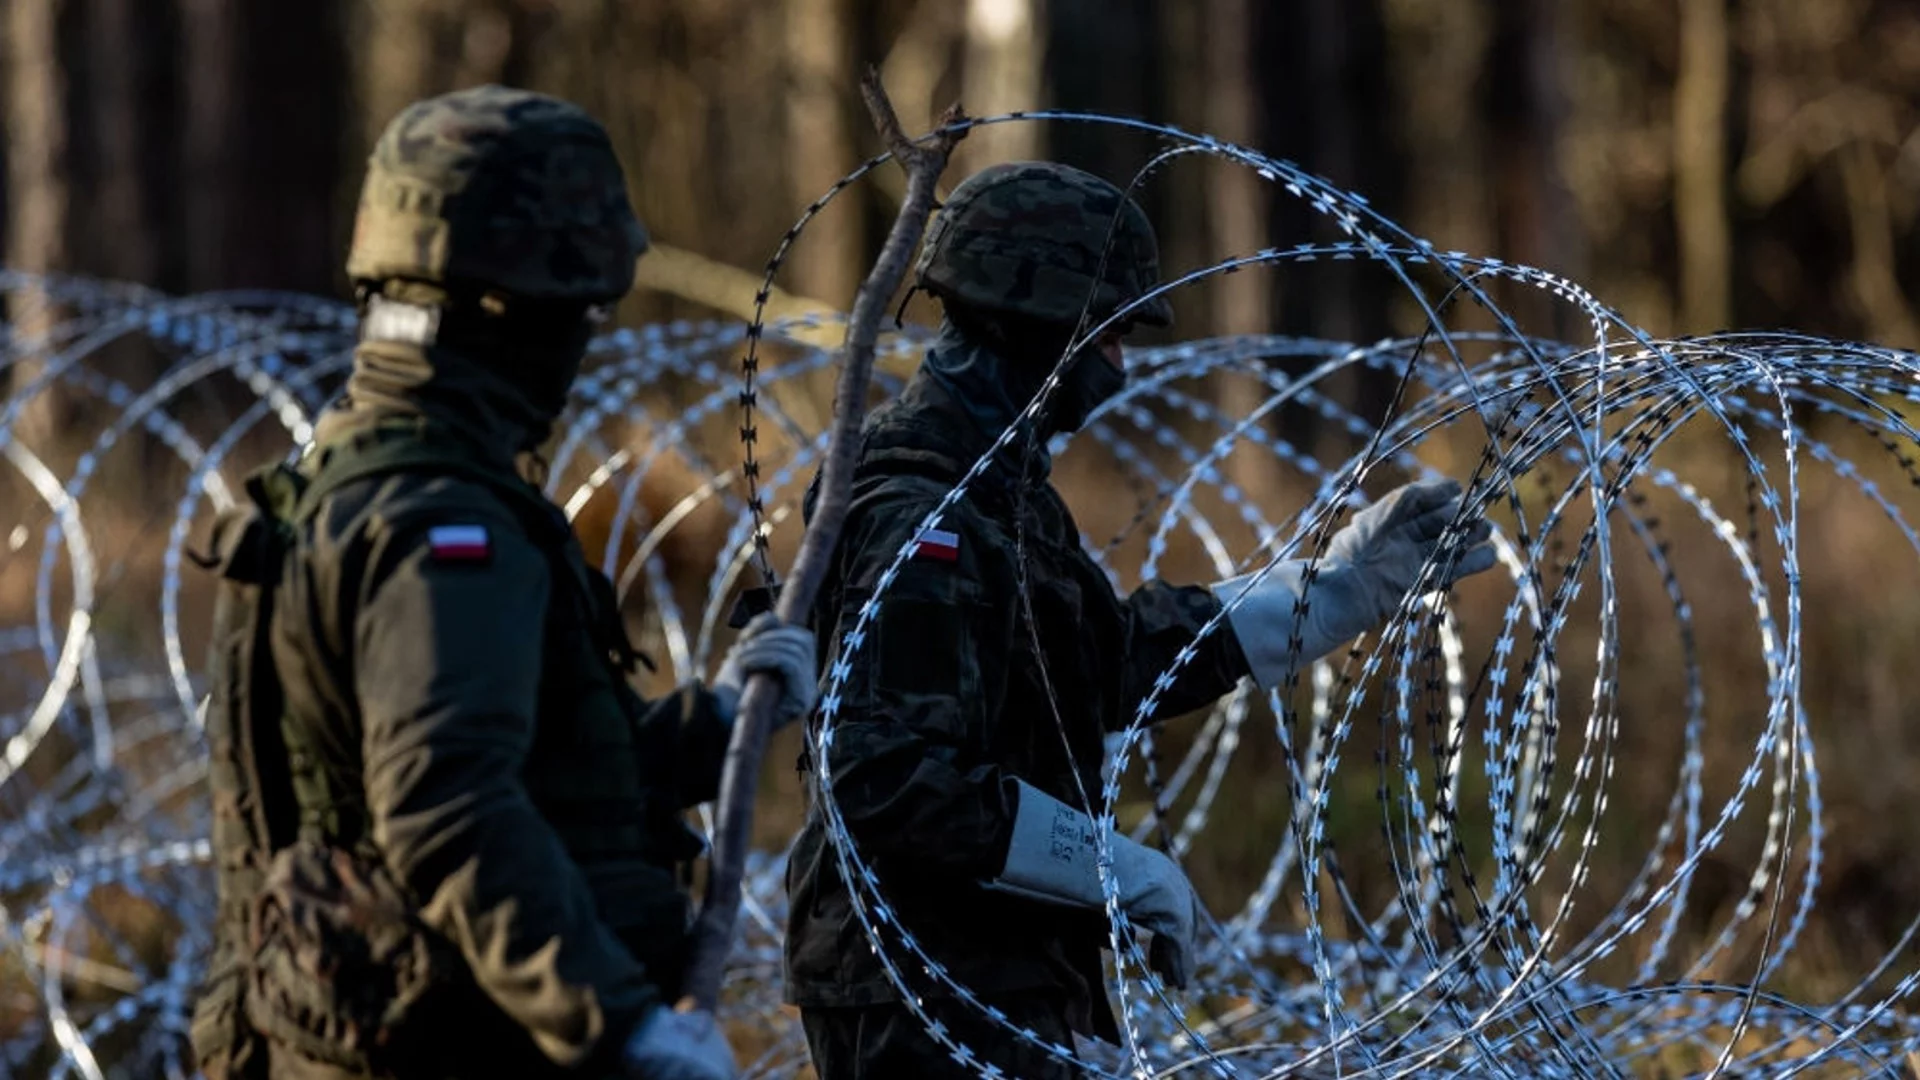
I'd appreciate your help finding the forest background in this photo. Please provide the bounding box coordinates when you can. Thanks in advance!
[5,0,1920,1067]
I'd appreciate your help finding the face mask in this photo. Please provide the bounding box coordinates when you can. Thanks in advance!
[1044,343,1127,437]
[517,338,587,426]
[435,295,597,437]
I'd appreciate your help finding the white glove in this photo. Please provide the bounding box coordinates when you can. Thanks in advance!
[984,779,1204,988]
[623,1005,737,1080]
[711,613,818,728]
[1213,478,1497,689]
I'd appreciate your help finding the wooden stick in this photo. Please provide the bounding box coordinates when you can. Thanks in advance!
[678,67,967,1013]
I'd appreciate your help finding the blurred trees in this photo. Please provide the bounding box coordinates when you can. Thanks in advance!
[4,0,348,296]
[0,0,1914,347]
[3,0,348,447]
[4,0,1913,494]
[0,0,1918,999]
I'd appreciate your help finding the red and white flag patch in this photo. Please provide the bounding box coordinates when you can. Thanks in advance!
[427,524,491,563]
[912,527,960,563]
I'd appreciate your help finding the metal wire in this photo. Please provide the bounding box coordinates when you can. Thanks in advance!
[1,111,1918,1078]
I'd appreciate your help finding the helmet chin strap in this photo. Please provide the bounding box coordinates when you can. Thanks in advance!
[892,282,923,328]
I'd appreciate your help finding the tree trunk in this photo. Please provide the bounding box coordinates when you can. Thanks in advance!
[77,0,161,286]
[1201,0,1265,337]
[1256,0,1399,449]
[6,0,66,282]
[180,0,348,294]
[960,0,1045,169]
[1044,0,1159,187]
[786,0,864,307]
[1674,0,1732,333]
[5,0,71,453]
[357,0,439,140]
[1486,0,1582,341]
[1838,142,1920,349]
[877,0,965,141]
[1155,0,1205,321]
[1201,0,1286,504]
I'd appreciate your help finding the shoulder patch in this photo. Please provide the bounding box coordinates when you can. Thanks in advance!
[912,527,960,563]
[427,524,492,563]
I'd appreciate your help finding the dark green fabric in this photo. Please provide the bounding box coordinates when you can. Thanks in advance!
[193,462,307,1080]
[782,361,1249,1044]
[192,338,733,1079]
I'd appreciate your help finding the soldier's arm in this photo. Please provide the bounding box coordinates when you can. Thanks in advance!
[574,560,738,810]
[637,683,733,809]
[1115,580,1253,725]
[816,499,1022,878]
[352,501,659,1069]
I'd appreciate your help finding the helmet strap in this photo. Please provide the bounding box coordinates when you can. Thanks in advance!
[892,283,921,329]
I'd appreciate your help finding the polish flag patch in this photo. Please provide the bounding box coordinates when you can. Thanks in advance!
[912,527,960,563]
[427,524,491,563]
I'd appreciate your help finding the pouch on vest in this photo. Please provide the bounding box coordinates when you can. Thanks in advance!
[190,456,476,1079]
[190,473,296,1080]
[243,837,473,1075]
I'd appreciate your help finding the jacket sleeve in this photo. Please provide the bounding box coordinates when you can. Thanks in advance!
[351,500,659,1069]
[583,558,738,811]
[812,497,1021,880]
[636,680,735,809]
[1116,580,1252,726]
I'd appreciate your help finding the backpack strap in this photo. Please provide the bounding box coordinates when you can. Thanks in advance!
[190,463,312,1079]
[207,465,310,854]
[292,433,558,536]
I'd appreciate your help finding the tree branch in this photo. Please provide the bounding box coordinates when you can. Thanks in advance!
[678,67,966,1013]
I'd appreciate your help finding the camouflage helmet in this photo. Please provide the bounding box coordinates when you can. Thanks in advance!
[345,84,649,303]
[914,161,1173,329]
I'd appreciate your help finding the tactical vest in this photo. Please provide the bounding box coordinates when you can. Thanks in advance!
[190,426,700,1079]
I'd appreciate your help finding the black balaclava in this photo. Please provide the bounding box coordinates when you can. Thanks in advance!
[932,300,1128,445]
[320,282,598,467]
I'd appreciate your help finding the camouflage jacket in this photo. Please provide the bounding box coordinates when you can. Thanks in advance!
[781,363,1248,1040]
[192,343,729,1079]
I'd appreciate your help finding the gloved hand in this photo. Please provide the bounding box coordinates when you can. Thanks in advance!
[623,1004,737,1080]
[711,613,817,728]
[1212,477,1497,689]
[984,779,1204,988]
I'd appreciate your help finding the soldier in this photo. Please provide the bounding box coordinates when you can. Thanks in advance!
[781,161,1499,1078]
[187,86,815,1080]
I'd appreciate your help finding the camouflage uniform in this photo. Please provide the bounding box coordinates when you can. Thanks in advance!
[190,87,737,1080]
[782,163,1247,1077]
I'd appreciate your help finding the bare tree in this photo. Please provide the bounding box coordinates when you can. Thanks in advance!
[1674,0,1732,332]
[1202,0,1285,502]
[77,0,161,286]
[180,0,347,293]
[960,0,1045,170]
[785,0,864,307]
[1485,0,1583,340]
[5,0,71,452]
[1255,0,1400,446]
